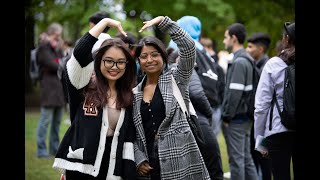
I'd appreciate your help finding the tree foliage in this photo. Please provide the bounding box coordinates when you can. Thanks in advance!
[124,0,294,56]
[25,0,294,93]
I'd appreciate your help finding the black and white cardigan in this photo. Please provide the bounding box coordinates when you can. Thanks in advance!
[52,32,136,179]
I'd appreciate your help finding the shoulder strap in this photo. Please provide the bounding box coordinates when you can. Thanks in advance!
[171,74,188,116]
[269,89,282,130]
[171,74,198,117]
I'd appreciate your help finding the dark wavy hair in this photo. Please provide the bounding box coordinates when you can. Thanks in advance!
[278,22,295,65]
[83,38,136,110]
[134,36,168,70]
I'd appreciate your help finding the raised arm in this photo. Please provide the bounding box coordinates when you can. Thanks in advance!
[140,16,196,82]
[67,18,126,90]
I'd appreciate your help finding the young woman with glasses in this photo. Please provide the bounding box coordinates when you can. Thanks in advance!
[52,17,137,180]
[132,16,210,179]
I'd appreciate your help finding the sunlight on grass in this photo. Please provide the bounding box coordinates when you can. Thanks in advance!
[217,132,229,174]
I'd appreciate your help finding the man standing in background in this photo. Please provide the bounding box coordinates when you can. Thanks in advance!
[246,32,272,180]
[221,22,258,180]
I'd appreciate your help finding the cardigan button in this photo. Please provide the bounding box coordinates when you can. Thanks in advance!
[115,132,120,136]
[112,154,116,159]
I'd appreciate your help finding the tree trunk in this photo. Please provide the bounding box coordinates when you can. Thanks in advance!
[25,0,35,94]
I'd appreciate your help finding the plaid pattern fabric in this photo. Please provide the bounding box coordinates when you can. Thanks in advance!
[132,16,210,180]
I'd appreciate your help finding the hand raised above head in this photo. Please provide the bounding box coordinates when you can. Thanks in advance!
[104,18,127,37]
[89,18,127,38]
[139,16,165,32]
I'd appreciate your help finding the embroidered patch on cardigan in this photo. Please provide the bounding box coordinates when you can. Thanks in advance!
[83,102,98,116]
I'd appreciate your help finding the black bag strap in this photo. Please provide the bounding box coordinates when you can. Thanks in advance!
[269,89,282,130]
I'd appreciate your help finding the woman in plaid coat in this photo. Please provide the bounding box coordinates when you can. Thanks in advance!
[132,16,210,180]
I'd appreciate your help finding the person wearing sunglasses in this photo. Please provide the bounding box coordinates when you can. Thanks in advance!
[52,17,137,180]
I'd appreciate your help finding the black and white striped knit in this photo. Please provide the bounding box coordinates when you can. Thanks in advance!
[52,32,136,179]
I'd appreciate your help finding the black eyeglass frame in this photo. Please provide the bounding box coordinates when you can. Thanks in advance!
[102,59,128,70]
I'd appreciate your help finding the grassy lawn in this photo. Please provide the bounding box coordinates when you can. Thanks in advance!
[25,108,232,180]
[25,110,70,180]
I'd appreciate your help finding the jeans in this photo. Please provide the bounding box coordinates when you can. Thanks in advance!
[211,106,222,137]
[225,120,258,180]
[36,106,63,157]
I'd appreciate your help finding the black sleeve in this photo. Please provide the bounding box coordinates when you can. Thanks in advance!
[216,63,226,104]
[64,70,84,123]
[73,32,98,67]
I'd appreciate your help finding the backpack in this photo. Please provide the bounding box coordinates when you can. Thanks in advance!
[270,62,295,130]
[195,48,225,107]
[29,48,40,83]
[240,54,260,120]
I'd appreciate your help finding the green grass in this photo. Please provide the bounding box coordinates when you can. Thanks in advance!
[25,110,70,180]
[26,109,292,180]
[25,109,230,180]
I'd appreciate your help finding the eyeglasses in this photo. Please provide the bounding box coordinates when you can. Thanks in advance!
[102,59,128,70]
[139,52,161,61]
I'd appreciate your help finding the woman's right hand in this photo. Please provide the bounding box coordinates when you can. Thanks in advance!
[103,18,127,37]
[137,161,153,176]
[89,18,127,38]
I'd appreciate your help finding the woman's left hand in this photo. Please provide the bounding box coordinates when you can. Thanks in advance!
[139,16,165,32]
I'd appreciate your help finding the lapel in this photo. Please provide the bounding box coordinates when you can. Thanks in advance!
[158,72,174,120]
[132,80,147,147]
[132,72,175,139]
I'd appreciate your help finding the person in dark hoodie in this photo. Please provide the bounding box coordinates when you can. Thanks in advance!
[169,15,224,180]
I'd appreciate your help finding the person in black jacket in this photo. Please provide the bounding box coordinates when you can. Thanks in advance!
[52,17,137,180]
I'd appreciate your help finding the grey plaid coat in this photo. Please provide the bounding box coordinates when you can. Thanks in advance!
[132,16,210,180]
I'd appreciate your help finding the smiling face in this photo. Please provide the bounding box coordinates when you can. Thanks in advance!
[139,45,163,75]
[100,46,127,82]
